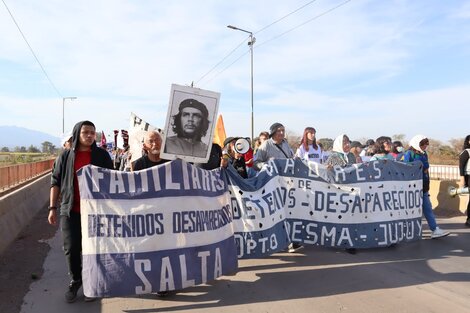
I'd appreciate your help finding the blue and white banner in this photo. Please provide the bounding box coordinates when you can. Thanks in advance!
[78,158,423,297]
[226,159,423,258]
[78,160,238,297]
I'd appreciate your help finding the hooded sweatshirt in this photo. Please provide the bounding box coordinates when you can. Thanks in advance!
[51,121,113,216]
[403,134,430,192]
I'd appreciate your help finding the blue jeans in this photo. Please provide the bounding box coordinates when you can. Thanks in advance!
[422,192,437,231]
[247,167,257,178]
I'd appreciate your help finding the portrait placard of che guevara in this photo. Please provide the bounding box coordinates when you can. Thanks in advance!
[161,84,220,163]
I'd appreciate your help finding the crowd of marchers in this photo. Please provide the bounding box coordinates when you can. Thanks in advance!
[50,117,470,303]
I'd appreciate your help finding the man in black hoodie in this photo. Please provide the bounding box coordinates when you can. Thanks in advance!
[48,121,113,303]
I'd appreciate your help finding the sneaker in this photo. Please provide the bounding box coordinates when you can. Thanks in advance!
[156,291,169,297]
[84,296,96,302]
[287,243,304,253]
[65,280,82,303]
[345,248,357,254]
[431,227,450,239]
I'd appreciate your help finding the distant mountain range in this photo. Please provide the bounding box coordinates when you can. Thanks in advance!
[0,126,60,149]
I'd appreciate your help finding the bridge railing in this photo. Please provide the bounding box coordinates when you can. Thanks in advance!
[0,159,55,191]
[428,164,460,181]
[0,160,460,190]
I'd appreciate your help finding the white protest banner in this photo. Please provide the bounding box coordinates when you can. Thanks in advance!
[226,159,423,257]
[78,159,423,297]
[78,160,237,297]
[128,112,160,163]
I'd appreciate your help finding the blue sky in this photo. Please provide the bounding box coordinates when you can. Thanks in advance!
[1,0,469,144]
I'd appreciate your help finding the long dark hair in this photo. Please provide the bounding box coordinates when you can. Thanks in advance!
[392,141,403,154]
[374,136,392,154]
[300,127,318,151]
[463,135,470,150]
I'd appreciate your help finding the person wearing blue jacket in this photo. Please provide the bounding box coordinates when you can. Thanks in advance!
[403,135,449,239]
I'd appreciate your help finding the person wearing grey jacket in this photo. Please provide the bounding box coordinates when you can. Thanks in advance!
[253,122,294,171]
[252,122,301,253]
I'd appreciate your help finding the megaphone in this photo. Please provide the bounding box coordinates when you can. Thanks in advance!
[448,186,469,198]
[234,138,250,154]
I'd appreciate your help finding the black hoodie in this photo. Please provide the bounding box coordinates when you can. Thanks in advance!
[51,121,113,216]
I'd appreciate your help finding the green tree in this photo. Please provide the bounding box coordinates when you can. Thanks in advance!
[41,141,55,154]
[392,134,407,146]
[392,134,406,141]
[318,138,333,151]
[448,137,464,154]
[426,138,459,165]
[1,147,9,152]
[438,145,457,158]
[426,139,443,156]
[27,145,40,153]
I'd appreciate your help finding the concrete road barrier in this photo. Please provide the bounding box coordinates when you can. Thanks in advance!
[430,180,468,215]
[0,173,51,255]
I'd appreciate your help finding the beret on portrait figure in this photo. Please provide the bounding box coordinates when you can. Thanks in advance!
[269,122,284,138]
[179,99,209,119]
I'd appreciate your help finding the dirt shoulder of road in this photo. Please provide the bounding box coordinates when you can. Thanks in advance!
[0,208,57,313]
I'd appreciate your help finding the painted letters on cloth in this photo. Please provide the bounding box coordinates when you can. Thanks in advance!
[78,160,237,297]
[226,159,423,258]
[78,159,423,297]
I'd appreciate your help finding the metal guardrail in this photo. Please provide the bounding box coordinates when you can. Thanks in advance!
[429,164,460,181]
[0,159,55,191]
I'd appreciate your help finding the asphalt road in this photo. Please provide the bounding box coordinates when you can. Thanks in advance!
[19,217,470,313]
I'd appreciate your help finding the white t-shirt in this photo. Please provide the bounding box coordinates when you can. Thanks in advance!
[296,145,323,163]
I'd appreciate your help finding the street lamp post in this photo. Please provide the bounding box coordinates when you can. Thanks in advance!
[227,25,256,144]
[62,96,77,133]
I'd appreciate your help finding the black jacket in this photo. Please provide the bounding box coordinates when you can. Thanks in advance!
[51,121,113,216]
[193,143,223,170]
